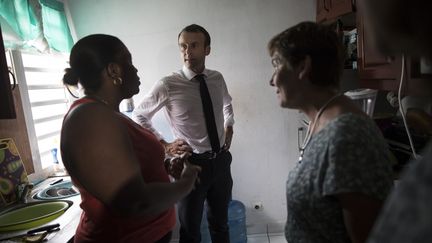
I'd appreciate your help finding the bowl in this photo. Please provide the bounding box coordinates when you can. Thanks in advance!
[0,201,71,232]
[35,181,79,200]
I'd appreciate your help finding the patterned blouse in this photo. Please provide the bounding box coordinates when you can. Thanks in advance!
[286,113,394,243]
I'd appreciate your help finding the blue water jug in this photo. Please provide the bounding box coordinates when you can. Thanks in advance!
[228,200,247,243]
[201,200,247,243]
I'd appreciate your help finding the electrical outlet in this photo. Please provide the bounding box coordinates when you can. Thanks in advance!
[253,202,263,210]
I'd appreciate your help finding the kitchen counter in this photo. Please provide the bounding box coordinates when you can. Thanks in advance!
[32,177,82,243]
[45,196,81,243]
[0,176,82,242]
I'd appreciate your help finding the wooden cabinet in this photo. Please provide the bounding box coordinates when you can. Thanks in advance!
[316,0,432,95]
[356,12,402,91]
[316,0,329,23]
[355,7,432,95]
[316,0,354,23]
[0,23,16,119]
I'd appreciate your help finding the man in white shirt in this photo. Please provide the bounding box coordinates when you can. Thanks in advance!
[133,24,234,243]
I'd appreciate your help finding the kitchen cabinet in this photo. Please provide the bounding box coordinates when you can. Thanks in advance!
[355,7,432,95]
[316,0,432,95]
[0,23,16,119]
[316,0,329,23]
[316,0,354,23]
[356,11,402,91]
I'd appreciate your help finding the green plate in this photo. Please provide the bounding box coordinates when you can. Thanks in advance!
[0,201,69,231]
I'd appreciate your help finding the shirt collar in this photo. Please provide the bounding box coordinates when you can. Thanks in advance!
[182,65,208,81]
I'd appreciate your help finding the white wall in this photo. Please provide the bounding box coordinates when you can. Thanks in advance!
[66,0,314,234]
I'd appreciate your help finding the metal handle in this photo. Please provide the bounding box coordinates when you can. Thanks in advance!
[8,68,16,90]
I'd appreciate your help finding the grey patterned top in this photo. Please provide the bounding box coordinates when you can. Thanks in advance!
[286,113,394,243]
[367,142,432,243]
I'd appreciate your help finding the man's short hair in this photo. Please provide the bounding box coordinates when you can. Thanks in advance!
[178,24,211,47]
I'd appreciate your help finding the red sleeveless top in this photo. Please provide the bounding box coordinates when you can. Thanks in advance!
[65,98,175,243]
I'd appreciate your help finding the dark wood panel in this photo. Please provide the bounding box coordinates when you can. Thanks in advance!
[317,0,354,23]
[356,9,401,81]
[316,0,329,23]
[315,0,432,93]
[328,0,354,19]
[0,24,16,119]
[0,85,34,174]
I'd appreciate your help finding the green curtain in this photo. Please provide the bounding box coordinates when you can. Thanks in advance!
[39,0,73,53]
[0,0,73,53]
[0,0,41,49]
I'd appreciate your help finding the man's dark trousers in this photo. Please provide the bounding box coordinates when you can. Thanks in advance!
[178,150,233,243]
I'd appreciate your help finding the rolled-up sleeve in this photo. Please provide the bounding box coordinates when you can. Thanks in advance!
[222,79,234,127]
[132,80,168,140]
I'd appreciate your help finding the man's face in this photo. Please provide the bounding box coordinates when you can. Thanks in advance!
[178,31,210,73]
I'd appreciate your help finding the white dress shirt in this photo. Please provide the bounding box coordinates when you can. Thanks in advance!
[132,66,234,153]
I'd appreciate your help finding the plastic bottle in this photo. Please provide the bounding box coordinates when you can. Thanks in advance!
[51,147,67,176]
[51,148,60,172]
[228,200,247,243]
[200,200,247,243]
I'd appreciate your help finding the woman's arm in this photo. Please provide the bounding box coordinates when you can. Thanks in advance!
[61,103,199,217]
[336,193,383,243]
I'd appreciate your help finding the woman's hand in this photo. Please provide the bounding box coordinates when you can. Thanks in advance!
[180,160,201,191]
[166,155,186,180]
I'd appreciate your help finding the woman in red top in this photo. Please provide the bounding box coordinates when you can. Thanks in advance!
[61,34,200,243]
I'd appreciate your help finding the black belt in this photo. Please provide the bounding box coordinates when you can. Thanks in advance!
[190,150,223,160]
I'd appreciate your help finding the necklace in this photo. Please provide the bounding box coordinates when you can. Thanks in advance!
[298,93,342,163]
[86,95,110,106]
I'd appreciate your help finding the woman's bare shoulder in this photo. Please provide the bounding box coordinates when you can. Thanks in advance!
[62,102,126,147]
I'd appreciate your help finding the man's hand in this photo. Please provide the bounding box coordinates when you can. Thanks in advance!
[161,139,192,157]
[222,126,233,151]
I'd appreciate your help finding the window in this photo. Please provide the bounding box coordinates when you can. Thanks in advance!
[1,0,74,180]
[7,50,71,179]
